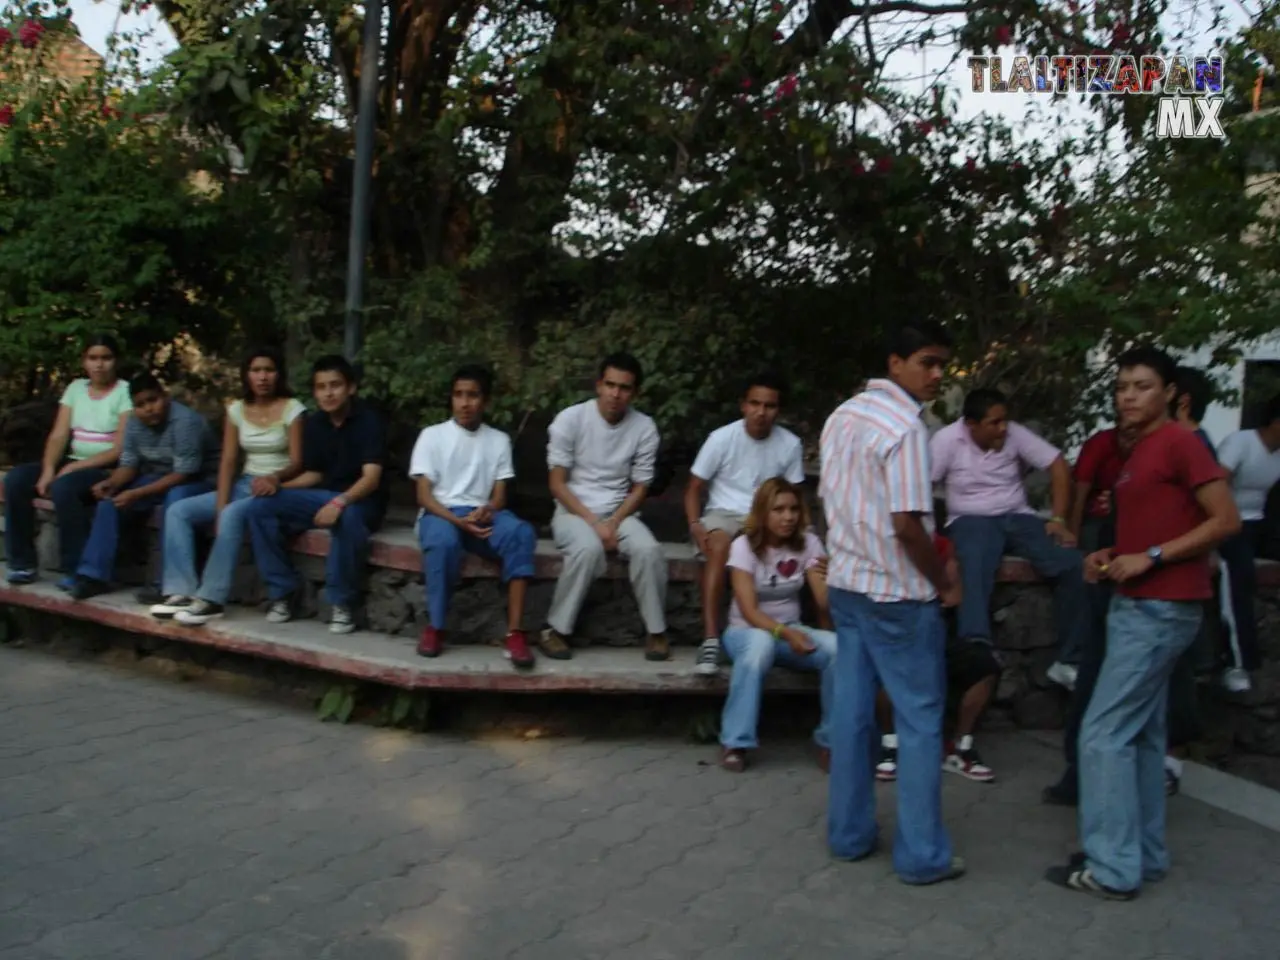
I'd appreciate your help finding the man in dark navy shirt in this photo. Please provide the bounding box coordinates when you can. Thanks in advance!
[244,355,388,634]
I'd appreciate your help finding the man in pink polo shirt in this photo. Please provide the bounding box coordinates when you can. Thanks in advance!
[930,389,1089,687]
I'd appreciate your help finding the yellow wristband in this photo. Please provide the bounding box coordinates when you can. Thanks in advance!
[771,624,784,639]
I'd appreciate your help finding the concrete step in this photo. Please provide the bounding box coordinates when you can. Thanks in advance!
[0,568,817,694]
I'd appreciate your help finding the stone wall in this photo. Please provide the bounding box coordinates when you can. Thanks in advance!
[8,509,1280,742]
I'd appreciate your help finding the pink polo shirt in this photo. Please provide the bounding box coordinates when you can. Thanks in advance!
[930,419,1060,520]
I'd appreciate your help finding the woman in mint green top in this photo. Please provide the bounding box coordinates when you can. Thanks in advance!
[153,346,306,624]
[5,334,132,585]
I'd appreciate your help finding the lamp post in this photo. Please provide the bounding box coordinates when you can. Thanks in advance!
[343,0,383,364]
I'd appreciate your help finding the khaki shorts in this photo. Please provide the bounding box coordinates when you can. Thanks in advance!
[700,511,746,538]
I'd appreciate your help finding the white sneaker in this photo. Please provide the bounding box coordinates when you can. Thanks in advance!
[265,599,293,624]
[1046,661,1078,691]
[330,606,356,635]
[149,596,192,620]
[1222,667,1252,693]
[695,639,721,676]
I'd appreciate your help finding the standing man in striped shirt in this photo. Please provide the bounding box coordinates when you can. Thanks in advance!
[819,321,965,885]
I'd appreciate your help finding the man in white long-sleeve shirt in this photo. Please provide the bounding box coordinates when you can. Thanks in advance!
[541,353,669,662]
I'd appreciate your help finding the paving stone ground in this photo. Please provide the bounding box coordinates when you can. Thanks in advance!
[2,646,1278,960]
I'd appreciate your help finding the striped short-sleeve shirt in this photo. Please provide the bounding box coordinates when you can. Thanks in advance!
[819,378,937,602]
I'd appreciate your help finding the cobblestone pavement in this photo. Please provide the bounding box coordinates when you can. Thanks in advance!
[2,647,1278,960]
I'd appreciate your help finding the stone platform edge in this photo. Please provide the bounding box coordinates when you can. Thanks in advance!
[0,573,823,695]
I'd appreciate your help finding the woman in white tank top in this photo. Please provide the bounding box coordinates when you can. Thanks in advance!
[151,347,306,624]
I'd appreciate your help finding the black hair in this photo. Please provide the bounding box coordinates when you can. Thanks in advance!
[83,333,121,358]
[597,352,644,391]
[1115,345,1177,386]
[450,364,494,402]
[885,321,953,368]
[962,388,1007,422]
[742,370,788,404]
[128,371,165,400]
[1263,393,1280,427]
[311,354,358,386]
[1171,366,1212,422]
[241,344,294,403]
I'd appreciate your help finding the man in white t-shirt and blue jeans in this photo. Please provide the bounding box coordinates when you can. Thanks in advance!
[542,353,668,662]
[685,372,805,675]
[411,365,537,670]
[1215,394,1280,693]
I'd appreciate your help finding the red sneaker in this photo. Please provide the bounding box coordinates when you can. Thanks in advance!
[504,630,536,670]
[417,626,444,658]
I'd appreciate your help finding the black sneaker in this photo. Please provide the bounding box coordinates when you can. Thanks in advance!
[69,577,110,602]
[135,586,164,606]
[175,600,225,626]
[1044,863,1137,901]
[149,596,193,620]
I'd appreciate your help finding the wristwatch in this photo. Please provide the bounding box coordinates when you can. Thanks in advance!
[1146,545,1164,568]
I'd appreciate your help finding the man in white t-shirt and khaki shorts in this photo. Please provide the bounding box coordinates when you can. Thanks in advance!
[1216,394,1280,693]
[685,372,805,675]
[542,353,668,662]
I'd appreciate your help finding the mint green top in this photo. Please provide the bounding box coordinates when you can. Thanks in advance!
[60,378,132,460]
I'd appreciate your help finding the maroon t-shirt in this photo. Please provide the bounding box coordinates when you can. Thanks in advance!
[1113,421,1226,601]
[1075,428,1126,519]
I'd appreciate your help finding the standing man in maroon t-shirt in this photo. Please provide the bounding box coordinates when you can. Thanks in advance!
[1045,346,1239,900]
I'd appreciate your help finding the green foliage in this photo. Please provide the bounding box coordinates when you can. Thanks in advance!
[1,0,1277,447]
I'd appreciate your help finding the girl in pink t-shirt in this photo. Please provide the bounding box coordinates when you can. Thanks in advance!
[720,478,836,772]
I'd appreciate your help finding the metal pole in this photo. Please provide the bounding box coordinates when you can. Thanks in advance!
[344,0,382,363]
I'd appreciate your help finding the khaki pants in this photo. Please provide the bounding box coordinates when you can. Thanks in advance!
[700,510,745,539]
[547,507,668,635]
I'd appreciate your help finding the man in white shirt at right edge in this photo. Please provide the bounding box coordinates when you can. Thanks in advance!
[685,372,805,676]
[1215,393,1280,693]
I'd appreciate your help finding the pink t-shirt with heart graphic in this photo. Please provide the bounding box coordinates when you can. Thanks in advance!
[726,532,826,629]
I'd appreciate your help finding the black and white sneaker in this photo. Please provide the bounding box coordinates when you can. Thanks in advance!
[1044,863,1136,901]
[330,606,355,635]
[695,639,721,676]
[149,595,193,620]
[175,600,225,626]
[876,744,898,782]
[265,598,294,624]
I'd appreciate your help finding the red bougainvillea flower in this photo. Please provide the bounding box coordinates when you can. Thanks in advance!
[771,2,782,11]
[19,19,45,48]
[0,104,14,128]
[773,30,783,41]
[994,25,1012,46]
[0,27,12,46]
[915,120,934,134]
[776,74,798,99]
[875,155,894,173]
[740,77,752,90]
[763,107,779,120]
[1112,23,1132,45]
[101,103,122,119]
[965,157,977,172]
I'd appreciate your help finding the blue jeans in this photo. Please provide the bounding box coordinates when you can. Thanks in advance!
[950,513,1088,663]
[418,507,536,629]
[720,624,836,750]
[161,477,256,602]
[76,476,214,584]
[4,461,110,573]
[827,588,953,883]
[1079,595,1202,892]
[244,489,383,608]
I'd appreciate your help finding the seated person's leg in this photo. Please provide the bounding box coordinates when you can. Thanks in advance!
[719,626,777,768]
[244,489,331,621]
[325,499,377,634]
[776,625,837,755]
[616,515,669,659]
[948,516,1007,644]
[697,514,740,674]
[941,638,1000,782]
[48,468,109,584]
[479,510,537,668]
[543,510,607,655]
[416,510,466,652]
[4,462,45,580]
[72,475,164,597]
[157,491,217,611]
[1005,514,1088,672]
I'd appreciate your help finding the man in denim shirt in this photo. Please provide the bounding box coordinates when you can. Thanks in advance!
[69,373,219,600]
